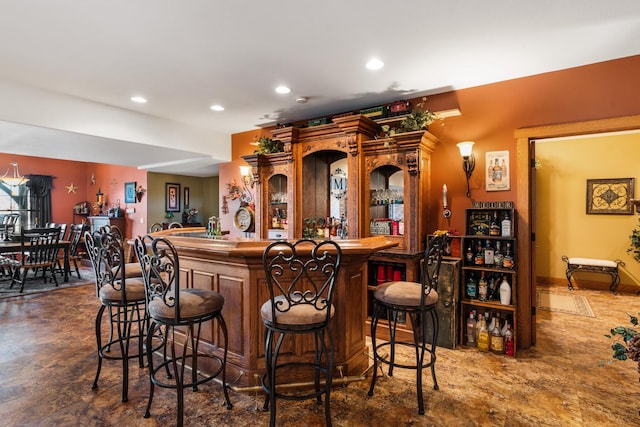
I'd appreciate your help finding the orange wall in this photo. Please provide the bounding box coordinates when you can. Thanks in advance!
[228,55,640,237]
[0,154,147,238]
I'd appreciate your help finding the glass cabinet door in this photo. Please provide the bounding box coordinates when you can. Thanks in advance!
[369,166,404,236]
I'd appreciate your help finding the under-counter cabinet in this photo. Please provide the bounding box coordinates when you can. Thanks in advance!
[459,207,517,356]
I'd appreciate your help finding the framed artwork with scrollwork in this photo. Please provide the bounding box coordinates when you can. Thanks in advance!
[586,178,634,215]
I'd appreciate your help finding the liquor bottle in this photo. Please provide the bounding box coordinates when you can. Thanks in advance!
[466,311,477,347]
[272,209,279,229]
[324,217,331,239]
[504,323,515,356]
[503,243,514,269]
[477,316,490,352]
[465,244,474,264]
[499,276,512,305]
[501,211,512,237]
[490,317,504,354]
[483,240,494,265]
[494,241,504,268]
[487,276,497,300]
[478,271,488,302]
[487,313,496,334]
[466,273,478,299]
[474,241,484,266]
[489,211,500,236]
[475,313,483,343]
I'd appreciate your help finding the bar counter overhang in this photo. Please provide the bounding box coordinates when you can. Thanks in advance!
[147,228,397,388]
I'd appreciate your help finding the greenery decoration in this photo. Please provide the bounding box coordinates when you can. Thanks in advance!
[253,136,284,154]
[381,97,438,138]
[628,217,640,263]
[605,313,640,374]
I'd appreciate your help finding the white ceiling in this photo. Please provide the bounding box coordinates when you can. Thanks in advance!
[1,1,639,177]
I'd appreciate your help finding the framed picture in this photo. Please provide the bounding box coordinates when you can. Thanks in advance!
[124,181,136,203]
[485,150,510,191]
[184,187,190,209]
[586,178,635,215]
[165,183,181,212]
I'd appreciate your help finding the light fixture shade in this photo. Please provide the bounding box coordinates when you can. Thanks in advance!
[239,165,251,177]
[457,141,475,158]
[0,160,29,186]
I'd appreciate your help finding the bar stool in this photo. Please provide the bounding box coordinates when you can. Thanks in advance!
[368,233,447,415]
[134,236,232,427]
[85,228,146,403]
[260,239,342,427]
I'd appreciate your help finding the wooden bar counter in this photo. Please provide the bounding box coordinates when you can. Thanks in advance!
[148,228,397,388]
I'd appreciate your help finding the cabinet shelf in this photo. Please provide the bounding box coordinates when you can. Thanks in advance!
[460,299,515,312]
[462,265,516,274]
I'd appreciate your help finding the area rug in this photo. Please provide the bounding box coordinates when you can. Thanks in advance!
[536,289,595,317]
[0,267,95,299]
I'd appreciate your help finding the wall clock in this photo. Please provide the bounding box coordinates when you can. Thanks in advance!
[234,205,255,232]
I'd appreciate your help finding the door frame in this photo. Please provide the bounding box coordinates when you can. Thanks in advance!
[515,114,640,349]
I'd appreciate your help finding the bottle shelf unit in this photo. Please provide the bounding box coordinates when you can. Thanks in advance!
[460,207,517,357]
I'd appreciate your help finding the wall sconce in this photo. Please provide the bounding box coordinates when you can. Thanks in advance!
[456,141,476,198]
[239,165,254,205]
[135,185,146,202]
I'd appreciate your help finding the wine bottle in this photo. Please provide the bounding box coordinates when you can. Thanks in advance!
[466,311,477,347]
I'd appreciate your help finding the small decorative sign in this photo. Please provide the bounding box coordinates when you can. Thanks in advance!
[586,178,635,215]
[485,150,510,192]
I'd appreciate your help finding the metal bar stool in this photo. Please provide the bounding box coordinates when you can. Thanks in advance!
[85,228,146,403]
[368,233,447,415]
[260,239,342,427]
[134,236,232,427]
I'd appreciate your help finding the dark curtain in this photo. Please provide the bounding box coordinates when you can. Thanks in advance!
[26,174,53,227]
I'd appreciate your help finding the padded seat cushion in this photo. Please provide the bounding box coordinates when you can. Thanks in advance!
[148,288,224,321]
[99,278,146,303]
[567,257,618,268]
[373,281,438,307]
[111,262,143,279]
[261,295,334,326]
[0,256,20,267]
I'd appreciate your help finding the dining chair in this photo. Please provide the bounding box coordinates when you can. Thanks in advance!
[60,223,89,279]
[10,226,62,293]
[260,238,342,427]
[368,232,447,415]
[134,235,232,426]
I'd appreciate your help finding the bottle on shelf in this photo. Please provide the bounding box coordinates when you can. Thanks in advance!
[504,323,515,356]
[474,240,484,266]
[490,317,504,354]
[499,276,512,305]
[487,276,497,300]
[465,244,474,264]
[478,271,488,302]
[489,211,500,236]
[503,242,514,269]
[475,312,484,343]
[477,315,490,352]
[488,313,496,334]
[501,211,512,237]
[483,239,495,265]
[494,241,504,268]
[466,311,477,347]
[466,273,478,300]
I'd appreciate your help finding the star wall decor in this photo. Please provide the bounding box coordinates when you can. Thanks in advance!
[66,183,78,194]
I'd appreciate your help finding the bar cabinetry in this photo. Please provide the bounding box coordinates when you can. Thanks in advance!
[460,207,517,356]
[88,216,125,236]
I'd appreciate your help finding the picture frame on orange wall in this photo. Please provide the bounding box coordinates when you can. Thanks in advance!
[485,150,510,192]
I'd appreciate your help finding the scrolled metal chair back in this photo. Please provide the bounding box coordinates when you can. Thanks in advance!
[262,239,342,328]
[134,236,180,320]
[85,229,126,303]
[420,233,448,307]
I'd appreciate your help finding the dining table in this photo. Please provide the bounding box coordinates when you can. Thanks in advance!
[0,239,71,282]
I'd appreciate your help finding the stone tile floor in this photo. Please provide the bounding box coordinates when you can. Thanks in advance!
[0,281,638,426]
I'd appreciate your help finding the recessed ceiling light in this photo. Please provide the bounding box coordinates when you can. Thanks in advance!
[210,104,225,111]
[130,96,147,103]
[366,58,384,70]
[275,86,291,94]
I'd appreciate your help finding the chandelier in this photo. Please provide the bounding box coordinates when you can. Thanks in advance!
[0,159,29,186]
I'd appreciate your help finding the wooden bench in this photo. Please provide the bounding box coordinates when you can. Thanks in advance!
[561,256,624,293]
